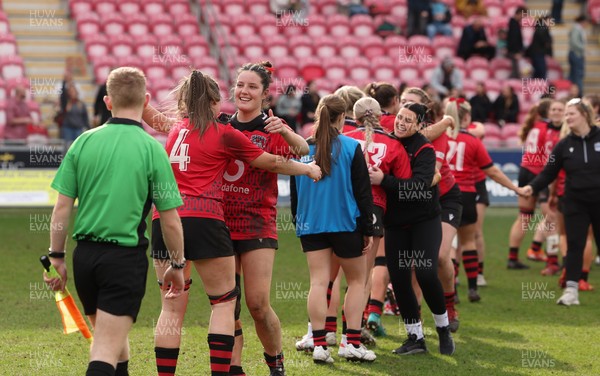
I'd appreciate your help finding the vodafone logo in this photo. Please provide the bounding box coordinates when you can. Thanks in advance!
[223,160,245,182]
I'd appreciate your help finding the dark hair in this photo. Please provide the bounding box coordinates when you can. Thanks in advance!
[237,60,274,91]
[364,82,398,109]
[175,70,221,136]
[515,6,527,15]
[519,98,551,142]
[314,95,346,176]
[404,102,429,126]
[583,94,600,113]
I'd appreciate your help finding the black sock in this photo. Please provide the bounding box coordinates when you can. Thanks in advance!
[478,262,484,275]
[264,352,284,371]
[115,360,128,376]
[86,361,115,376]
[229,365,245,376]
[531,241,542,252]
[581,270,589,282]
[155,347,179,376]
[509,247,519,261]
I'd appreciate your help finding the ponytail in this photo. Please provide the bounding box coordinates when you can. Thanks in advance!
[444,99,471,139]
[354,97,382,164]
[314,95,346,176]
[519,98,551,143]
[175,70,221,137]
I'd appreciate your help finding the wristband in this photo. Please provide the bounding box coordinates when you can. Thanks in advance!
[48,249,65,258]
[171,259,186,269]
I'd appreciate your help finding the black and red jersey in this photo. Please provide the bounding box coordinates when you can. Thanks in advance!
[342,117,359,134]
[152,118,264,221]
[522,120,561,175]
[380,112,396,133]
[345,127,411,210]
[430,132,456,196]
[446,130,494,193]
[222,112,296,240]
[467,123,486,182]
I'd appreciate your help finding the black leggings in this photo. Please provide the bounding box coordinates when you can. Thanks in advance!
[385,216,446,324]
[563,198,600,282]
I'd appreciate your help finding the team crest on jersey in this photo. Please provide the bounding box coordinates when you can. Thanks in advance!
[251,134,268,150]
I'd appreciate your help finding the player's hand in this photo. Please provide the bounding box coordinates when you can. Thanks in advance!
[264,109,288,135]
[43,258,67,292]
[431,170,441,186]
[368,166,384,185]
[363,236,373,254]
[442,115,455,129]
[162,266,185,299]
[307,161,322,182]
[518,186,533,197]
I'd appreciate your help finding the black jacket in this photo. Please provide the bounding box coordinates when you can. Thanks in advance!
[526,25,553,57]
[470,94,492,122]
[380,132,440,226]
[507,17,523,54]
[457,25,489,59]
[493,94,520,123]
[530,126,600,203]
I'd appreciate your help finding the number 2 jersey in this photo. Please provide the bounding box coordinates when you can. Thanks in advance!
[151,118,264,221]
[222,112,297,240]
[446,130,494,193]
[345,127,411,210]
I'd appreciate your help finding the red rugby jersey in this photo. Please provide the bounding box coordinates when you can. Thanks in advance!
[223,112,297,240]
[446,130,493,193]
[380,112,396,133]
[430,132,456,196]
[467,123,486,182]
[556,169,566,197]
[345,127,412,210]
[152,118,264,221]
[521,120,561,175]
[342,117,359,134]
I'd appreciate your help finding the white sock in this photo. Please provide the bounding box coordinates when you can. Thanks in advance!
[546,234,559,255]
[566,281,578,290]
[405,322,424,340]
[307,322,313,337]
[433,312,449,328]
[341,334,347,345]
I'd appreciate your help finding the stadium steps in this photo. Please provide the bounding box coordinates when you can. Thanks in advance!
[3,0,94,138]
[526,0,600,95]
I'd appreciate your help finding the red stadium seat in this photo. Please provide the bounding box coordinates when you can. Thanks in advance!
[150,14,175,37]
[466,57,490,81]
[176,14,200,37]
[462,79,477,98]
[240,35,265,60]
[159,35,184,57]
[85,34,109,63]
[135,34,159,58]
[247,0,270,16]
[502,123,521,139]
[314,36,338,59]
[290,35,313,59]
[274,56,300,80]
[328,14,351,38]
[265,35,289,60]
[169,58,193,80]
[316,0,339,16]
[384,35,408,59]
[491,58,512,80]
[300,57,326,82]
[101,13,126,36]
[151,78,176,102]
[451,15,466,40]
[408,35,433,58]
[76,13,101,39]
[0,34,17,57]
[70,0,93,17]
[398,60,419,83]
[348,57,371,82]
[483,135,503,149]
[485,79,502,101]
[483,123,502,138]
[504,0,526,17]
[362,35,386,60]
[352,14,375,37]
[372,56,396,82]
[339,36,361,59]
[117,55,143,69]
[94,0,117,15]
[389,0,408,18]
[142,0,165,16]
[232,14,256,37]
[547,57,563,81]
[144,60,169,82]
[486,0,503,18]
[184,35,210,59]
[282,18,308,38]
[433,36,456,60]
[452,57,466,70]
[222,0,245,16]
[93,56,117,84]
[419,60,438,81]
[256,14,278,38]
[324,60,348,82]
[166,0,191,16]
[0,78,7,101]
[110,34,134,58]
[306,14,327,38]
[190,56,219,78]
[208,13,233,35]
[127,13,150,37]
[118,0,141,16]
[504,136,520,148]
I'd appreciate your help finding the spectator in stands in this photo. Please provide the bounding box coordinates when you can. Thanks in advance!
[5,85,32,141]
[551,0,564,24]
[526,16,553,79]
[430,57,464,99]
[276,85,302,131]
[376,17,400,38]
[469,82,492,122]
[348,0,369,17]
[569,16,587,97]
[426,0,452,40]
[407,0,431,37]
[493,85,519,126]
[93,81,111,127]
[271,0,291,15]
[507,7,526,78]
[61,84,89,144]
[456,0,487,18]
[457,17,495,60]
[496,29,508,57]
[300,81,320,125]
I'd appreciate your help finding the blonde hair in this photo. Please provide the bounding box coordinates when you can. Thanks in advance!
[106,67,147,111]
[334,85,365,117]
[567,98,597,128]
[354,97,383,164]
[445,99,472,138]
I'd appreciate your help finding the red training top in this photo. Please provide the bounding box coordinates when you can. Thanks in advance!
[446,130,494,193]
[430,131,457,196]
[521,121,561,175]
[467,123,486,182]
[380,112,396,133]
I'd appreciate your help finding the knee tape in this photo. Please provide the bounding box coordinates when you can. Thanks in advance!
[208,286,240,306]
[157,279,193,291]
[234,274,242,320]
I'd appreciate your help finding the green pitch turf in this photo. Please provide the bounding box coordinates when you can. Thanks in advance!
[0,208,598,375]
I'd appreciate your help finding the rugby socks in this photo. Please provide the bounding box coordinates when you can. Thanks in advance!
[509,247,519,261]
[325,316,337,333]
[581,269,589,282]
[86,361,115,376]
[207,333,234,375]
[432,311,449,328]
[367,299,384,316]
[530,241,543,253]
[115,361,128,376]
[478,262,484,275]
[462,250,479,290]
[346,329,361,348]
[405,321,424,340]
[444,292,456,309]
[341,309,347,336]
[228,365,246,376]
[264,352,284,373]
[155,347,179,376]
[326,280,334,307]
[547,255,559,265]
[313,329,327,349]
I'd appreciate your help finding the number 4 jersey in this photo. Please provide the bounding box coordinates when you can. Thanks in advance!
[446,130,493,193]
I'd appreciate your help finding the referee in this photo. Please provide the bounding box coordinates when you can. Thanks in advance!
[43,67,185,376]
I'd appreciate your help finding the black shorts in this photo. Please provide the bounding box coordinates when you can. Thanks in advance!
[518,167,549,202]
[475,179,490,206]
[152,217,234,260]
[440,184,463,229]
[300,231,364,258]
[459,191,478,226]
[373,205,385,238]
[232,238,278,254]
[73,241,148,321]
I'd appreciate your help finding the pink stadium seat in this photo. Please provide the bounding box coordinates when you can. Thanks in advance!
[70,0,93,17]
[486,0,503,18]
[176,14,200,37]
[151,78,176,103]
[76,13,101,39]
[452,57,466,70]
[408,35,433,57]
[483,123,502,138]
[462,79,477,98]
[466,56,490,81]
[184,35,210,59]
[144,61,169,82]
[372,56,396,82]
[247,0,270,16]
[274,56,300,80]
[314,36,337,59]
[547,57,563,81]
[110,34,134,58]
[0,78,7,101]
[6,77,30,97]
[256,14,278,38]
[485,79,502,101]
[191,56,218,78]
[433,36,456,60]
[127,13,150,37]
[265,35,289,60]
[362,36,386,60]
[316,0,339,16]
[208,13,233,35]
[451,15,466,40]
[504,136,520,148]
[483,135,503,149]
[135,34,159,58]
[491,58,512,80]
[240,35,265,60]
[118,0,141,16]
[101,13,126,36]
[398,60,419,83]
[0,34,17,57]
[117,55,143,69]
[300,57,326,82]
[93,56,117,84]
[384,35,408,59]
[142,0,165,16]
[85,34,109,63]
[282,19,307,38]
[167,0,191,16]
[222,0,245,16]
[348,57,371,82]
[328,14,351,38]
[419,60,438,81]
[306,14,327,38]
[150,14,175,37]
[232,14,256,37]
[289,35,313,59]
[324,60,348,82]
[159,35,184,56]
[94,0,117,15]
[502,123,521,139]
[504,0,525,17]
[339,36,361,59]
[0,12,9,35]
[169,58,193,80]
[389,0,408,18]
[352,15,375,37]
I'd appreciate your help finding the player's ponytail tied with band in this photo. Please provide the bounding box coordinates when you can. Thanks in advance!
[354,97,383,161]
[314,94,346,177]
[185,69,221,136]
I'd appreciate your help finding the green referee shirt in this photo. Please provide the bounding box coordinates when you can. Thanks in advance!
[51,118,183,248]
